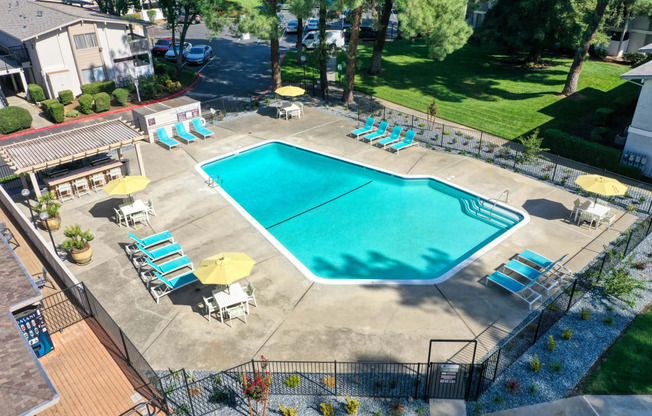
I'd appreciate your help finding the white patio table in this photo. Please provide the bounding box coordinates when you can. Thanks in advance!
[212,284,249,323]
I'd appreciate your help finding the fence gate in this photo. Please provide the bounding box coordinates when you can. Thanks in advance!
[425,339,478,400]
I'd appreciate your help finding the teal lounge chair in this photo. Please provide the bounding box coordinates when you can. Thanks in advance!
[503,260,559,295]
[174,122,200,144]
[362,121,389,143]
[131,243,184,270]
[141,256,193,287]
[485,271,542,310]
[126,231,174,256]
[350,117,375,138]
[377,126,403,148]
[150,270,199,303]
[390,130,417,154]
[516,250,571,282]
[155,128,180,149]
[191,118,214,139]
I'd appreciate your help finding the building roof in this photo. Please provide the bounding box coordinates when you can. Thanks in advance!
[0,239,59,416]
[131,96,199,117]
[0,0,151,42]
[0,119,145,174]
[620,60,652,80]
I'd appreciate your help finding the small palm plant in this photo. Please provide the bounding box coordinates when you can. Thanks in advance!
[61,225,94,263]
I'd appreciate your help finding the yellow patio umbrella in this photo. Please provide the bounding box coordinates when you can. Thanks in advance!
[575,174,627,202]
[275,85,305,97]
[195,252,256,286]
[103,175,151,199]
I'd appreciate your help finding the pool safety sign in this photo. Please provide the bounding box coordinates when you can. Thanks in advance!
[439,364,460,384]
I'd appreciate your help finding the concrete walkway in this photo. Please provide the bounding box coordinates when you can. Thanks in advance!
[487,395,652,416]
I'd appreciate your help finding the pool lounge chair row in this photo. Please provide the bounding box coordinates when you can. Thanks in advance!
[349,117,417,154]
[485,250,571,310]
[155,118,215,150]
[126,231,199,303]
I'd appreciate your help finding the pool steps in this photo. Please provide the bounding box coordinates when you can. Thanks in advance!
[460,197,520,228]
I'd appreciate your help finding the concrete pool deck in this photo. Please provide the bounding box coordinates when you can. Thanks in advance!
[18,106,637,370]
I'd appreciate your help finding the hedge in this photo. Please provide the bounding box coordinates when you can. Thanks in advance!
[112,88,129,106]
[47,102,64,123]
[78,94,94,114]
[93,92,111,112]
[543,129,642,180]
[0,106,32,134]
[594,108,615,127]
[590,127,610,144]
[80,80,115,96]
[58,89,74,105]
[28,84,45,102]
[41,98,60,111]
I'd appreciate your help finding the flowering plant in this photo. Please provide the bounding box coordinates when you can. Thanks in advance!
[243,356,272,416]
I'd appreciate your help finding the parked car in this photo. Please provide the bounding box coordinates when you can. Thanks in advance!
[177,13,201,24]
[285,20,298,34]
[186,45,212,64]
[302,30,344,50]
[305,18,319,31]
[165,42,192,61]
[152,37,173,56]
[345,25,378,42]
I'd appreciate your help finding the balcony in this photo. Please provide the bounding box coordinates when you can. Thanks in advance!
[129,39,151,55]
[0,44,31,68]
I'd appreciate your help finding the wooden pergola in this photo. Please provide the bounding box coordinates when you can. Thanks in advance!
[0,119,147,198]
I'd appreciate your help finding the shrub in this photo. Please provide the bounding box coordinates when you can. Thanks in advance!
[590,127,610,144]
[80,80,115,95]
[188,386,201,397]
[344,396,360,415]
[166,79,182,93]
[40,98,60,111]
[551,361,563,372]
[417,405,429,416]
[323,375,335,388]
[58,89,74,105]
[580,307,591,320]
[600,262,645,306]
[320,399,334,416]
[0,106,32,134]
[547,335,556,352]
[623,52,648,67]
[284,374,300,388]
[388,401,404,416]
[594,108,615,126]
[78,94,94,114]
[542,129,642,179]
[65,109,79,118]
[122,13,141,19]
[279,404,298,416]
[147,9,156,21]
[47,102,64,123]
[112,88,129,106]
[561,328,573,340]
[208,389,231,403]
[138,75,158,100]
[505,377,520,394]
[519,129,549,164]
[93,92,111,113]
[529,383,538,396]
[604,316,615,326]
[531,354,544,372]
[28,83,45,102]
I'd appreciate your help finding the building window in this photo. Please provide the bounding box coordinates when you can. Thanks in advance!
[73,33,98,50]
[81,67,106,84]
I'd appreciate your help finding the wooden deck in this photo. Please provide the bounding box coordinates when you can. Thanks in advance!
[39,319,143,416]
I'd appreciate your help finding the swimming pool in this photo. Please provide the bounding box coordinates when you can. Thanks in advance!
[198,142,528,284]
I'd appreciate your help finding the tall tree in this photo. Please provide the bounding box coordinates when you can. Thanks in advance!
[318,1,329,98]
[343,5,363,103]
[97,0,141,16]
[288,0,314,64]
[160,0,203,69]
[395,0,473,61]
[367,0,393,75]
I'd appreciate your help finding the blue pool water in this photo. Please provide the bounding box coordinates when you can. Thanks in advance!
[201,142,526,283]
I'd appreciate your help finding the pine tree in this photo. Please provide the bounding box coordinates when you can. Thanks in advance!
[287,0,315,64]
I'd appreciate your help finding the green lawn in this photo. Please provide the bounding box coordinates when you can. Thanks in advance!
[282,41,639,140]
[584,307,652,394]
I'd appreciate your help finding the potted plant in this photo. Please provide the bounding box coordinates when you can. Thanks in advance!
[34,191,62,230]
[61,225,94,264]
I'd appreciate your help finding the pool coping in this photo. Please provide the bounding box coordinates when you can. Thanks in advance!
[194,140,531,285]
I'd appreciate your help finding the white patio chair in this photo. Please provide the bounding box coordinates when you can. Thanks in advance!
[600,213,617,230]
[73,178,91,197]
[578,211,597,229]
[113,208,129,227]
[242,282,257,308]
[90,173,106,192]
[108,167,123,180]
[56,182,75,201]
[130,211,149,226]
[296,102,304,116]
[203,296,220,322]
[276,107,287,119]
[569,198,581,218]
[147,199,157,216]
[224,304,247,327]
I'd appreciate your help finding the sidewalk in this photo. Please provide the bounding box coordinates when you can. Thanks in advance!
[487,395,652,416]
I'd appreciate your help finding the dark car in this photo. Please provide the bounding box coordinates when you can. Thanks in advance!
[345,26,378,42]
[152,37,173,56]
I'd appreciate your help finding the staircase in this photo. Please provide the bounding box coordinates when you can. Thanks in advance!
[460,197,520,228]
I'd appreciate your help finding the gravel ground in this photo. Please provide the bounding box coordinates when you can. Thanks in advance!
[467,235,652,415]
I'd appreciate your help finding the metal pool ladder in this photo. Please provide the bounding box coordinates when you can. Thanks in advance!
[488,190,509,217]
[207,174,223,188]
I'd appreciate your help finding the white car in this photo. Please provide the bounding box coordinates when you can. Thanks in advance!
[285,20,298,34]
[164,42,192,61]
[305,18,319,31]
[186,45,212,64]
[302,30,344,50]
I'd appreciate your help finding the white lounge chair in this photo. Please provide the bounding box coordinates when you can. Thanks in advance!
[350,117,375,139]
[150,270,199,303]
[485,271,542,310]
[502,260,559,295]
[516,250,571,283]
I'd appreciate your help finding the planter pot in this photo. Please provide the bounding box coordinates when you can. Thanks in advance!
[70,243,92,264]
[41,215,61,231]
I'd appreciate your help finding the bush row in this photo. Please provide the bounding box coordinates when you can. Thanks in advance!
[80,80,115,96]
[0,106,32,134]
[543,129,642,180]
